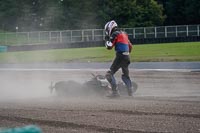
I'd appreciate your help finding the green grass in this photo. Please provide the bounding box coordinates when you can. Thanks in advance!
[133,42,200,62]
[0,42,200,63]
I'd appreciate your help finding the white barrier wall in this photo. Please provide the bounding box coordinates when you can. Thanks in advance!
[0,25,199,46]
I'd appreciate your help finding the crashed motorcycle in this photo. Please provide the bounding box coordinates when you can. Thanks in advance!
[49,74,138,97]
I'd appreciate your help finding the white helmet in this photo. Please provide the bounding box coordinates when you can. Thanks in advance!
[104,20,118,36]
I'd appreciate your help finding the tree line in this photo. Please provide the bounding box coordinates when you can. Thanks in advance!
[0,0,199,32]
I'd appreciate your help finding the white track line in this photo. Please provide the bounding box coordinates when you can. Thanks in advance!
[0,68,199,72]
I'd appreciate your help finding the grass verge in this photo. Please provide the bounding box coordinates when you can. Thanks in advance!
[0,42,200,63]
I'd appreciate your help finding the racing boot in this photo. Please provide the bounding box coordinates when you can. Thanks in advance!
[132,81,138,94]
[127,81,138,96]
[107,89,120,98]
[127,87,134,96]
[107,82,120,98]
[106,71,120,98]
[122,74,134,96]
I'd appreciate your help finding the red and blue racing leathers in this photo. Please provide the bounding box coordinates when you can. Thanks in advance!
[105,29,133,94]
[109,30,132,53]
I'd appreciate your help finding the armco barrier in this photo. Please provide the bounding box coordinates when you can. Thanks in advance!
[7,41,104,52]
[7,36,200,52]
[131,36,200,44]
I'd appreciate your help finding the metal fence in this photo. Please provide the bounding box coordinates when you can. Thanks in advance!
[0,25,199,46]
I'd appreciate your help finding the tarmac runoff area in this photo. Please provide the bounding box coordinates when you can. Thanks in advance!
[0,68,200,133]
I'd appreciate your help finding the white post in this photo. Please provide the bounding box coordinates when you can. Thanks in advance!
[186,25,189,37]
[144,27,146,38]
[103,29,104,40]
[16,32,18,45]
[92,30,95,41]
[39,31,41,43]
[165,26,167,38]
[27,32,30,44]
[5,33,7,45]
[49,31,52,41]
[60,31,62,43]
[155,27,157,38]
[198,25,200,36]
[70,30,72,42]
[133,28,135,39]
[82,30,84,42]
[175,26,178,37]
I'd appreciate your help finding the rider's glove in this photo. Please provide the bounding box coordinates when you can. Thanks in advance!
[105,41,112,50]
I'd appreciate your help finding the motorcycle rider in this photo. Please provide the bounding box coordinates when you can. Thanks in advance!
[104,20,135,97]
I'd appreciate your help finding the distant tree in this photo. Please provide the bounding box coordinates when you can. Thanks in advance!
[183,0,200,24]
[164,0,200,25]
[98,0,165,28]
[17,0,46,31]
[18,0,63,31]
[52,0,100,29]
[135,0,165,27]
[0,0,22,31]
[0,0,166,31]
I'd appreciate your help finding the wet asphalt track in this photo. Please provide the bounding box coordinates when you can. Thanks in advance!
[0,62,200,133]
